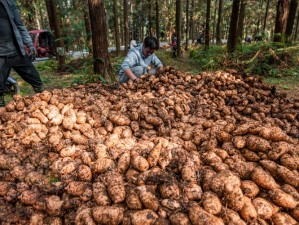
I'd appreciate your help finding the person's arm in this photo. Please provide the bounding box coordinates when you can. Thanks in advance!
[11,3,33,48]
[120,51,139,81]
[124,68,138,81]
[152,54,163,69]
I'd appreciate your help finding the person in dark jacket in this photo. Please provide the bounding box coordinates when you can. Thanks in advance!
[171,33,177,57]
[0,0,44,107]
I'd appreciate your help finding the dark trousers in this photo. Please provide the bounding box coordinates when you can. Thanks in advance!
[0,54,43,96]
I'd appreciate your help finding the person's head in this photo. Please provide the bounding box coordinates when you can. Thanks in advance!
[142,36,159,57]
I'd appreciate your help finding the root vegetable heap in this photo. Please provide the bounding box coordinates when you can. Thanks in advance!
[0,67,298,225]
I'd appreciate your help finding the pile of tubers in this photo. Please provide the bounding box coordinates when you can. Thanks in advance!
[0,67,298,225]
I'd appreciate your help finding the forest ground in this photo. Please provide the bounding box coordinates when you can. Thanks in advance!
[9,43,299,101]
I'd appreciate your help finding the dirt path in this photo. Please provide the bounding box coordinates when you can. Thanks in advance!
[277,86,299,100]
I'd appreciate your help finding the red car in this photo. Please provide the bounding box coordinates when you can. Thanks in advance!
[26,30,55,58]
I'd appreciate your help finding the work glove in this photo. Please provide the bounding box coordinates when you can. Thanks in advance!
[28,46,36,61]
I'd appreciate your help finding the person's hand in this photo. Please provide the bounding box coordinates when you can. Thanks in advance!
[29,46,37,56]
[28,46,36,61]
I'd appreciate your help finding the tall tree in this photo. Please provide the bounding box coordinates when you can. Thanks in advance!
[205,0,211,48]
[123,0,129,51]
[227,0,240,53]
[294,12,299,40]
[155,0,160,44]
[88,0,113,80]
[148,0,152,36]
[190,0,195,43]
[254,0,263,36]
[113,0,120,54]
[22,0,37,30]
[237,0,247,44]
[185,0,189,50]
[263,0,270,32]
[212,0,218,44]
[285,0,298,41]
[273,0,290,42]
[176,0,182,57]
[216,0,223,44]
[45,0,66,70]
[82,0,92,52]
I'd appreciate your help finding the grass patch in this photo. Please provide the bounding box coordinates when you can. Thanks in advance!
[263,75,299,90]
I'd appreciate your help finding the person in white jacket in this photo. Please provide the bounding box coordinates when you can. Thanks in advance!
[119,36,163,84]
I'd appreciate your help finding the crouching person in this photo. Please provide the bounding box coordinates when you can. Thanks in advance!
[119,36,163,84]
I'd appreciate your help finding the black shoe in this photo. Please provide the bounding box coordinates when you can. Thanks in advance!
[0,96,5,107]
[33,85,45,93]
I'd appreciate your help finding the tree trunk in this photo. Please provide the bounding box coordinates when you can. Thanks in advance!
[212,0,218,44]
[113,0,120,54]
[285,0,298,41]
[37,5,44,29]
[22,0,36,30]
[185,0,189,50]
[205,0,211,48]
[88,0,113,80]
[45,0,66,70]
[254,0,263,36]
[263,0,270,31]
[176,0,182,57]
[237,0,246,44]
[273,0,290,42]
[227,0,240,53]
[123,0,129,51]
[155,0,160,44]
[148,0,152,36]
[216,0,223,44]
[45,0,55,33]
[190,0,195,43]
[82,0,92,53]
[294,12,299,40]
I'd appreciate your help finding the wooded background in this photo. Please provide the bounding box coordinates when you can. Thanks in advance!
[17,0,299,78]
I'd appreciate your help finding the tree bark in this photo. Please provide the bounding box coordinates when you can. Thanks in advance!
[227,0,240,53]
[82,0,92,53]
[113,0,120,54]
[237,0,247,44]
[155,0,160,44]
[294,12,299,40]
[263,0,270,31]
[185,0,189,50]
[176,0,182,57]
[88,0,113,80]
[45,0,66,70]
[22,0,36,30]
[273,0,290,42]
[190,0,195,43]
[205,0,211,48]
[285,0,298,41]
[148,0,152,36]
[216,0,223,44]
[212,0,218,44]
[123,0,129,51]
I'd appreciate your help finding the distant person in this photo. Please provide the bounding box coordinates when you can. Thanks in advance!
[0,0,44,107]
[130,39,138,49]
[119,36,163,84]
[196,33,204,45]
[245,35,252,43]
[254,34,263,42]
[171,33,177,57]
